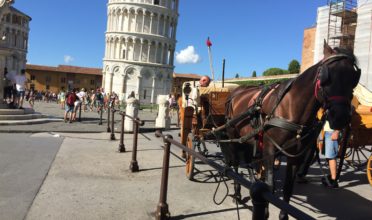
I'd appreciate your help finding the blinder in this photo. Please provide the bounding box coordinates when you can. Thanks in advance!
[319,65,330,86]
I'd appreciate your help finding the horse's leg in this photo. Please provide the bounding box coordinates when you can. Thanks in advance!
[264,146,275,192]
[279,162,299,220]
[263,146,275,219]
[233,166,242,203]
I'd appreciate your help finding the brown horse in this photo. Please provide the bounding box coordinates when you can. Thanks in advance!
[222,41,361,219]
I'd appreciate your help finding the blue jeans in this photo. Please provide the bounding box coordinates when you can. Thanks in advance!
[324,131,338,159]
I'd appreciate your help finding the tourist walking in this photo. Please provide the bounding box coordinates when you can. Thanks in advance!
[59,90,66,109]
[95,88,104,113]
[3,68,14,106]
[64,89,77,123]
[28,88,36,108]
[14,69,27,109]
[320,121,340,188]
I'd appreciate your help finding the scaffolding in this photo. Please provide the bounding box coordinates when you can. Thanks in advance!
[327,0,358,50]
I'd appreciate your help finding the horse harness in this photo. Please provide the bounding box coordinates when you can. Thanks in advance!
[218,76,325,158]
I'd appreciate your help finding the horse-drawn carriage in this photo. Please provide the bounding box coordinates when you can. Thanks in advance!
[342,87,372,186]
[176,42,362,219]
[178,81,239,180]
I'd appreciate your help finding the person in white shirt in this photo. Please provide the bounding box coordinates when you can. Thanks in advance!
[72,88,86,120]
[14,69,27,109]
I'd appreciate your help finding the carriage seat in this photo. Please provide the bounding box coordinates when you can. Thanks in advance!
[181,81,239,109]
[351,96,372,129]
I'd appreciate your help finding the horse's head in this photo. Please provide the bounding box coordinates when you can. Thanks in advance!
[315,41,361,129]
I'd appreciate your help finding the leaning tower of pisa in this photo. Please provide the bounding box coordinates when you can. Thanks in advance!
[103,0,179,104]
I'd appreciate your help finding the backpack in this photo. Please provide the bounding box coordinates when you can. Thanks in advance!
[67,92,76,106]
[96,92,103,101]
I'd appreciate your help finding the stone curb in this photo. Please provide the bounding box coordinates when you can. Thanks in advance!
[0,118,63,125]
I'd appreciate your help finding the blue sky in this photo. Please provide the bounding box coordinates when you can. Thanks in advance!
[14,0,328,79]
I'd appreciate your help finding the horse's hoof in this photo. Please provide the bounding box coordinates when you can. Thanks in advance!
[232,195,242,204]
[279,211,288,220]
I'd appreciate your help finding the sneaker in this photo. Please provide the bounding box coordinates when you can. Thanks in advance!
[321,175,339,189]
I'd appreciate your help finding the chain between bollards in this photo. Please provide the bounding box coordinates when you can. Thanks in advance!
[130,117,140,172]
[118,111,126,152]
[155,133,172,220]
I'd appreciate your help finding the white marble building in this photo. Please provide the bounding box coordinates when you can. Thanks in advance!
[103,0,179,104]
[313,0,372,91]
[0,0,30,105]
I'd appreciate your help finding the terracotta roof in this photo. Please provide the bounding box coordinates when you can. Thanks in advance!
[26,64,102,75]
[173,72,202,79]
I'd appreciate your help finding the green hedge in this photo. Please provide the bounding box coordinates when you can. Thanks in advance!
[229,78,291,87]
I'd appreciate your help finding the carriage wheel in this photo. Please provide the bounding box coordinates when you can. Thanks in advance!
[368,156,372,186]
[345,145,372,169]
[185,133,196,180]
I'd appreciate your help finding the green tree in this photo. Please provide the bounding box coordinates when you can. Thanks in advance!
[288,59,300,74]
[252,71,257,77]
[262,68,289,76]
[235,73,239,78]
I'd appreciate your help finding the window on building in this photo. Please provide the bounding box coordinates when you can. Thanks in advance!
[30,84,35,90]
[6,14,10,23]
[143,90,147,99]
[61,77,66,83]
[46,85,50,90]
[122,50,126,59]
[154,0,159,5]
[12,15,20,25]
[13,35,17,47]
[30,75,35,81]
[45,76,51,82]
[76,79,80,84]
[90,79,95,85]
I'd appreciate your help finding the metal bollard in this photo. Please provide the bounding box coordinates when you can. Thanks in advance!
[130,118,140,172]
[78,102,82,122]
[250,181,269,220]
[155,135,172,220]
[110,108,116,140]
[118,112,126,152]
[99,105,103,125]
[107,106,111,132]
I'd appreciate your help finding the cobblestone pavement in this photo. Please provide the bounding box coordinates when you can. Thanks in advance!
[0,101,179,133]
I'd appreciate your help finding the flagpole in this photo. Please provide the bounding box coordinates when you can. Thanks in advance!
[206,37,215,82]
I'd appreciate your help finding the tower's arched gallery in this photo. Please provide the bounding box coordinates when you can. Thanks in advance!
[103,0,179,103]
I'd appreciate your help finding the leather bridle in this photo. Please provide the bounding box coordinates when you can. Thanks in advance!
[314,53,360,109]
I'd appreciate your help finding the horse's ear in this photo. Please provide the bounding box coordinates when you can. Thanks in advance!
[323,39,334,58]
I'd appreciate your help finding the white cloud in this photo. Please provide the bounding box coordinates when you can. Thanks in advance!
[175,46,201,64]
[64,55,74,64]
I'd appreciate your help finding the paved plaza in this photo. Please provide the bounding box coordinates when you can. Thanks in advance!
[0,102,371,220]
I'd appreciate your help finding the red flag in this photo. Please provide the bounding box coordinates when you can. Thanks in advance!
[206,37,212,47]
